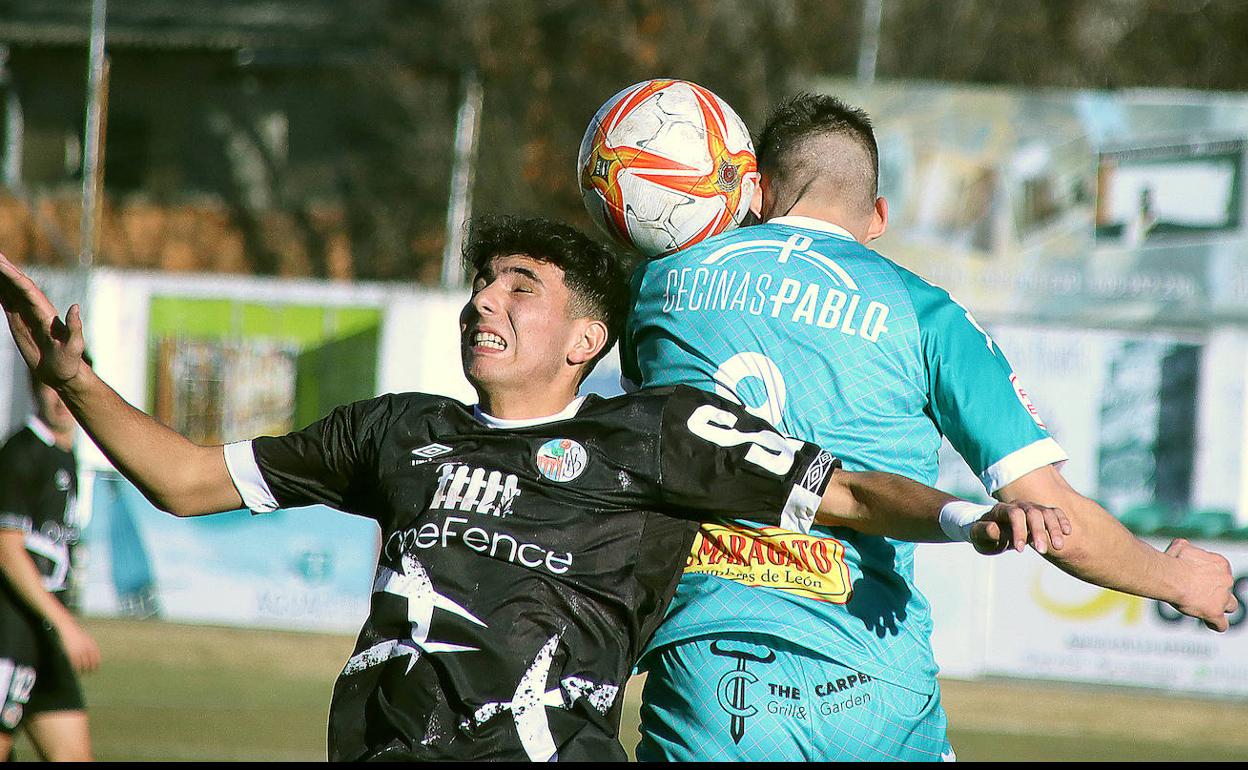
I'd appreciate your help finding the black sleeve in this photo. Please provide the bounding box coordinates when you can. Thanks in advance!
[0,434,34,532]
[654,387,839,531]
[250,396,395,517]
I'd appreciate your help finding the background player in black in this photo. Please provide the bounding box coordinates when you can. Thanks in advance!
[0,220,1065,760]
[0,369,99,761]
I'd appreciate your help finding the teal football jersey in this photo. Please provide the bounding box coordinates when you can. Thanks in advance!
[625,216,1067,694]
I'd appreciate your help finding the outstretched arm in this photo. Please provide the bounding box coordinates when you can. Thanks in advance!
[817,468,1071,556]
[998,464,1238,631]
[0,253,241,517]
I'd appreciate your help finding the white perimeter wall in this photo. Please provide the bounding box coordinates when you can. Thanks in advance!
[3,269,1246,696]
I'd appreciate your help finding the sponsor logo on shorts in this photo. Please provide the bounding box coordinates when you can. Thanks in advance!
[763,680,808,719]
[710,641,776,744]
[535,439,588,483]
[708,646,882,741]
[814,671,874,716]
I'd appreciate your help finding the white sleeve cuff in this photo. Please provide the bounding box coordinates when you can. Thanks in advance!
[780,484,819,534]
[939,500,994,542]
[223,441,280,514]
[980,437,1068,493]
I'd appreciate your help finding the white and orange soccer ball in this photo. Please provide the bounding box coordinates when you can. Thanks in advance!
[577,79,758,258]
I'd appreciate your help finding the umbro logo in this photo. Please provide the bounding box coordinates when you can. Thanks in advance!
[412,443,453,462]
[801,451,837,492]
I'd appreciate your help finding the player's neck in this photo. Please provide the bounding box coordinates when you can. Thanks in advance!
[475,386,580,421]
[773,203,868,242]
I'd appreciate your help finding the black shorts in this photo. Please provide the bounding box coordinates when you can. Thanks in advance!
[0,612,85,735]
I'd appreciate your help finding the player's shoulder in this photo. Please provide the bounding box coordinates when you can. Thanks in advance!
[585,384,733,422]
[331,392,472,437]
[369,392,471,421]
[871,259,963,319]
[581,386,672,419]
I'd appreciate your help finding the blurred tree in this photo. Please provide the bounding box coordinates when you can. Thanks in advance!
[406,0,862,253]
[879,0,1248,90]
[8,0,1248,281]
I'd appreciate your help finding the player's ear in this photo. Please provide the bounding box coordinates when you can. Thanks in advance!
[567,318,609,367]
[864,196,888,242]
[749,181,763,218]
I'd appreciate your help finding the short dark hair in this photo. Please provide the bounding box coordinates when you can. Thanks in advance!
[462,215,630,378]
[757,93,880,209]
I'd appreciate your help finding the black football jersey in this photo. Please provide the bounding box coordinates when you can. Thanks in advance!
[0,422,80,595]
[236,385,838,761]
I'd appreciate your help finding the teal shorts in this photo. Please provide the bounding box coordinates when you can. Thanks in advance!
[637,634,954,761]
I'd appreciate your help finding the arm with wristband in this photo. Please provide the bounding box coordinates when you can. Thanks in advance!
[914,274,1236,631]
[816,468,1070,555]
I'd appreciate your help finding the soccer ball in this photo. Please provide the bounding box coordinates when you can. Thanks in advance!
[577,79,758,258]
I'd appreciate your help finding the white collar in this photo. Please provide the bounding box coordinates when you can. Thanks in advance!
[767,216,856,241]
[25,416,57,447]
[473,396,587,429]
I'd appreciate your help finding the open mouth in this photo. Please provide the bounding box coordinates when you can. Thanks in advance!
[470,331,507,351]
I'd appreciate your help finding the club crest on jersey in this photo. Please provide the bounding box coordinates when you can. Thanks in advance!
[535,439,588,483]
[54,469,72,492]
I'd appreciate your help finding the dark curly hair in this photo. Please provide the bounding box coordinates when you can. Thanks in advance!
[462,215,630,379]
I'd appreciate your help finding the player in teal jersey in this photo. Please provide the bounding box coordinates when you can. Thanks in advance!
[624,94,1238,761]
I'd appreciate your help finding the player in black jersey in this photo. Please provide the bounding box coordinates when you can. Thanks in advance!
[0,370,99,761]
[0,220,1066,761]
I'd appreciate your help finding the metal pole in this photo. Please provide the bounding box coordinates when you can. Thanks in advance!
[0,45,24,190]
[80,0,108,270]
[857,0,883,87]
[441,71,483,288]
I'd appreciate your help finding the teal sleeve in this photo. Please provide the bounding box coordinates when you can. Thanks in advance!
[904,272,1067,492]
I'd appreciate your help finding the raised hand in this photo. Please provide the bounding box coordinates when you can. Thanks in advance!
[0,253,88,386]
[970,501,1072,556]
